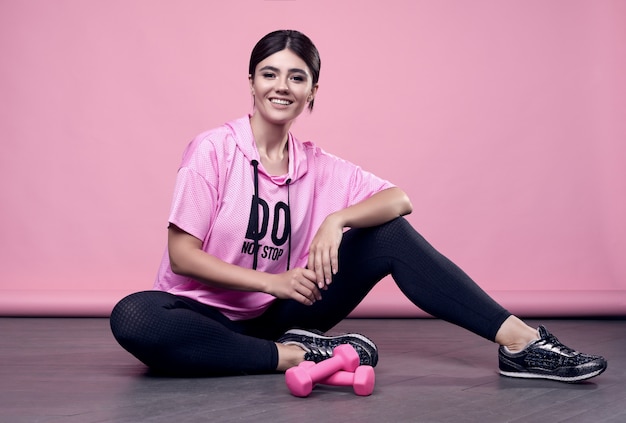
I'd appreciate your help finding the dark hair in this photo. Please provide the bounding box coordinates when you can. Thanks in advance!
[249,30,321,111]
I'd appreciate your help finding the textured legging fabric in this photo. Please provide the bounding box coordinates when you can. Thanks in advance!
[110,217,511,376]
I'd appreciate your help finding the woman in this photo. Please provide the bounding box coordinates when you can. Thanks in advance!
[110,30,606,382]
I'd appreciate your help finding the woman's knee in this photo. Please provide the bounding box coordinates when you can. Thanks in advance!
[359,216,415,249]
[109,291,166,345]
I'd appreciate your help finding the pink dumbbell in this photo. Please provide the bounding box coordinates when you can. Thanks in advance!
[285,344,360,397]
[297,360,375,396]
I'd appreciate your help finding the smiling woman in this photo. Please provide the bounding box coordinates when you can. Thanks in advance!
[109,29,607,383]
[250,49,318,151]
[248,29,321,112]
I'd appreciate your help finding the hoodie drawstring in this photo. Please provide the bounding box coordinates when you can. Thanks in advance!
[250,160,291,271]
[251,160,261,270]
[285,178,291,271]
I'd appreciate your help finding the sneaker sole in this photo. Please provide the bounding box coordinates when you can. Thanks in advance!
[499,366,606,383]
[282,328,378,350]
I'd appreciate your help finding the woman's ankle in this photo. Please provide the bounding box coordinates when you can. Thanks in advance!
[275,343,306,372]
[495,315,539,352]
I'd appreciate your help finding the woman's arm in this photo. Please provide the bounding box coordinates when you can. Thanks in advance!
[331,186,413,228]
[307,186,413,288]
[168,225,322,305]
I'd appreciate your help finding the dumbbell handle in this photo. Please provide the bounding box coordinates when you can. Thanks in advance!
[320,367,364,384]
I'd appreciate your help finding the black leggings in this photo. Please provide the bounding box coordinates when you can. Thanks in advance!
[110,217,511,376]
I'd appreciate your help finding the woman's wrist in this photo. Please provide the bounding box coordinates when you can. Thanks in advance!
[324,211,347,229]
[258,271,277,296]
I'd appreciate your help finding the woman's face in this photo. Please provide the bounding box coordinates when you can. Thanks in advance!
[249,48,318,126]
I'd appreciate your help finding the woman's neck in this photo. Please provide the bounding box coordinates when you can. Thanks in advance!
[249,114,291,175]
[249,114,290,159]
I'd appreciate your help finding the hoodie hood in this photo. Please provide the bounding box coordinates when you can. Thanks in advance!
[225,115,309,186]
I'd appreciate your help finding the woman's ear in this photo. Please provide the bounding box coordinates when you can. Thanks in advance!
[309,84,319,102]
[249,74,256,95]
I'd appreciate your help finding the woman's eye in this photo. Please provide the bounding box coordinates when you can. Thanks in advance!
[263,73,275,79]
[290,75,304,82]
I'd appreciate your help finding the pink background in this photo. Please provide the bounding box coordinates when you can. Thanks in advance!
[1,0,624,317]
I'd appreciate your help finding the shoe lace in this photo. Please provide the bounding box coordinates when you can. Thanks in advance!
[306,340,335,359]
[539,333,576,356]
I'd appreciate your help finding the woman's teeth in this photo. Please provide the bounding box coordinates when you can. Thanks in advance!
[271,99,291,105]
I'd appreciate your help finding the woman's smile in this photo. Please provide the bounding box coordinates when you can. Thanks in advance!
[269,97,294,107]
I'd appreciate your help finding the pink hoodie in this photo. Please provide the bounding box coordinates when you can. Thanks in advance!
[154,116,394,320]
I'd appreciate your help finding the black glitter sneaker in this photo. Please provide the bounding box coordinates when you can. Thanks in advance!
[499,325,607,382]
[277,328,378,367]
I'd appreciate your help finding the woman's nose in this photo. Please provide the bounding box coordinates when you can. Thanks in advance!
[275,77,289,92]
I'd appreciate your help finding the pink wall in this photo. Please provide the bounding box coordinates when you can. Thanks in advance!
[1,0,624,317]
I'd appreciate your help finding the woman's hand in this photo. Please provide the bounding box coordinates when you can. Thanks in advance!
[307,214,344,289]
[266,268,321,305]
[304,187,412,290]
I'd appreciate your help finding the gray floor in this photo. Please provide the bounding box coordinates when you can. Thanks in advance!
[0,317,624,423]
